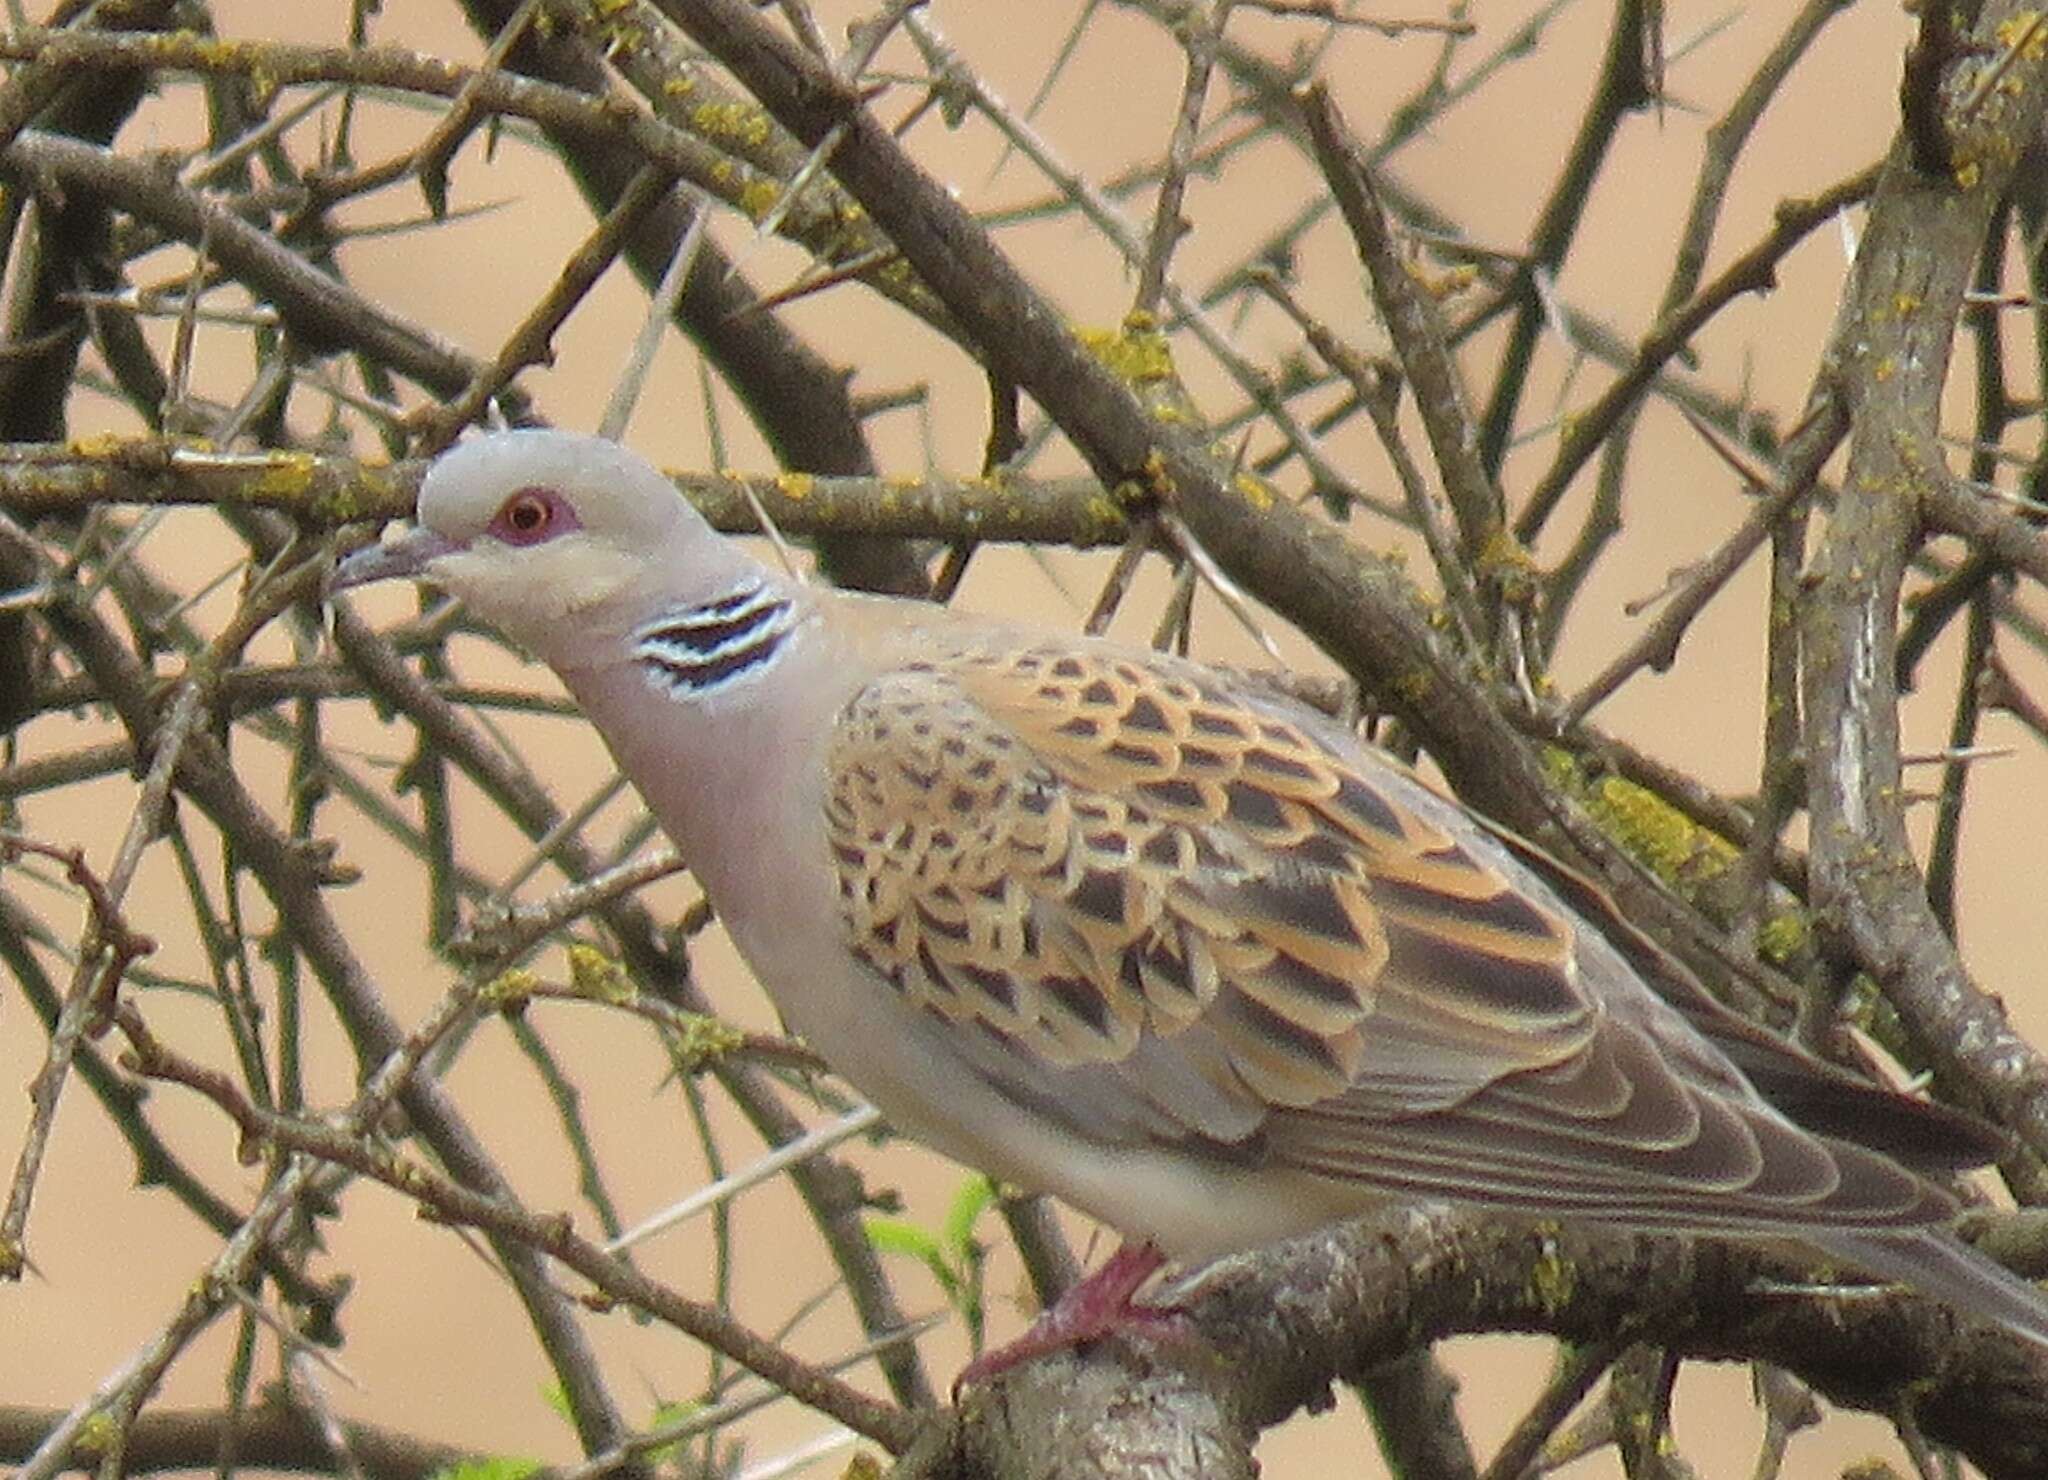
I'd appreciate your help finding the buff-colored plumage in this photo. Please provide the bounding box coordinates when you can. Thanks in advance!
[333,429,2048,1355]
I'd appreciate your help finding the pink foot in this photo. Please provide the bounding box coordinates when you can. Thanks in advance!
[954,1241,1190,1393]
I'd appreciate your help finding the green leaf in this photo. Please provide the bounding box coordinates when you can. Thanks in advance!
[430,1459,540,1480]
[539,1382,573,1423]
[865,1214,961,1303]
[863,1216,941,1264]
[941,1173,997,1258]
[866,1178,996,1352]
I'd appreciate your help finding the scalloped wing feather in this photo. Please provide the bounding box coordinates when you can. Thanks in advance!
[823,639,1596,1125]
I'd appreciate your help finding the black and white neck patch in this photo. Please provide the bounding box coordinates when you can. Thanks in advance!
[634,583,798,696]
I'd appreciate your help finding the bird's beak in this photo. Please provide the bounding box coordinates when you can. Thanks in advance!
[329,527,464,593]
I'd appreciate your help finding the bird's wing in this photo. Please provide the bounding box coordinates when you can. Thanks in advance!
[824,639,1592,1106]
[1472,813,2009,1173]
[821,638,1947,1231]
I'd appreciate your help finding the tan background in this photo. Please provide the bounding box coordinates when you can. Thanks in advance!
[8,2,2045,1476]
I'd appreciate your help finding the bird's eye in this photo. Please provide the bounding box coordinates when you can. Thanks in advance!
[490,487,567,546]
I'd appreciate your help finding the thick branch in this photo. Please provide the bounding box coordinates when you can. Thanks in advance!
[1800,6,2048,1155]
[919,1209,2048,1480]
[0,443,1126,544]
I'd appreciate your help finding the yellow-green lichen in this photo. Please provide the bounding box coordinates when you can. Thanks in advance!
[592,0,643,27]
[1077,311,1175,386]
[738,178,782,221]
[669,1012,747,1072]
[1543,749,1739,894]
[184,36,251,67]
[1477,523,1539,599]
[251,450,318,501]
[567,944,636,1005]
[1140,448,1176,500]
[1234,472,1275,510]
[1755,909,1809,965]
[690,101,773,150]
[479,967,542,1011]
[1836,975,1887,1033]
[1997,11,2047,60]
[775,472,815,501]
[73,1411,120,1461]
[320,463,405,524]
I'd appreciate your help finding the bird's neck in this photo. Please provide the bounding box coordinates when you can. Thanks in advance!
[550,570,846,887]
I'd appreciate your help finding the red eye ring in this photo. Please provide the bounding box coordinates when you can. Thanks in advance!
[490,486,573,546]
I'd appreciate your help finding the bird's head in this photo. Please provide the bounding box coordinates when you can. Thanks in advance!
[331,430,734,652]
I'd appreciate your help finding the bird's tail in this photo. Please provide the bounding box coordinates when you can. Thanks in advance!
[1817,1228,2048,1351]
